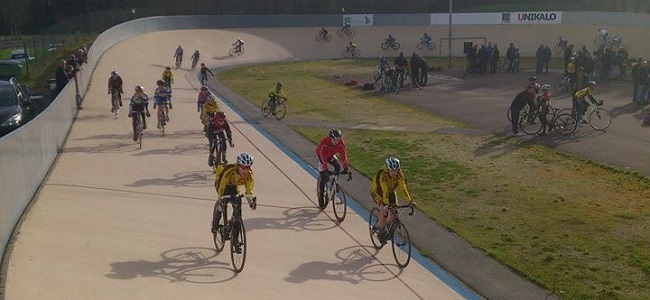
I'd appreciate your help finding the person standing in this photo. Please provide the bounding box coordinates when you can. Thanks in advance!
[509,84,538,135]
[54,60,69,95]
[490,44,500,74]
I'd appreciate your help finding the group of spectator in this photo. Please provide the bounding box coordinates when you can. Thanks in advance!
[534,45,552,74]
[383,52,429,89]
[466,42,502,74]
[54,44,88,95]
[562,42,629,86]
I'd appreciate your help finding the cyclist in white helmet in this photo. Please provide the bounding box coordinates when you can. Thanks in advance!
[370,157,417,244]
[212,153,257,236]
[538,84,553,136]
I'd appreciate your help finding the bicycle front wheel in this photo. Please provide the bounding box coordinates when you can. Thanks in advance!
[261,100,271,117]
[519,111,542,135]
[315,33,323,42]
[589,108,612,130]
[274,102,287,120]
[392,42,401,50]
[351,48,360,58]
[230,218,247,273]
[368,207,384,249]
[554,113,577,135]
[332,183,347,223]
[391,222,412,268]
[380,42,389,50]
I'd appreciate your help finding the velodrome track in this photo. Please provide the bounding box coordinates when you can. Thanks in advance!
[2,29,480,299]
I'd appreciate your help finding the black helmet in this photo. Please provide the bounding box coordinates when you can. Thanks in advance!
[528,76,538,81]
[329,128,342,139]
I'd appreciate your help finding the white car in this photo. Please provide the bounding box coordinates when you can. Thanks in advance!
[9,50,35,64]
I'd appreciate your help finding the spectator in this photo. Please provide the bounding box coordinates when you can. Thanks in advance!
[393,52,408,88]
[478,44,487,74]
[409,53,421,88]
[535,44,544,74]
[513,48,520,72]
[490,44,500,74]
[54,60,69,95]
[417,55,429,86]
[632,58,646,103]
[541,45,552,74]
[506,43,516,73]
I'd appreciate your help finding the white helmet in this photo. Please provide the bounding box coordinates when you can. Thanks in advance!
[541,84,551,92]
[385,157,401,170]
[237,153,253,167]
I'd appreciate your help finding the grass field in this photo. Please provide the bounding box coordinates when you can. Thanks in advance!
[219,60,650,300]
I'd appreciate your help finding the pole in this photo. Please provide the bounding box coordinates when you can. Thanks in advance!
[448,0,452,68]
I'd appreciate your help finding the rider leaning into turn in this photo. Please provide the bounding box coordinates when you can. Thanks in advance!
[386,34,396,44]
[107,71,123,111]
[573,81,600,124]
[153,79,172,128]
[315,129,351,206]
[370,157,416,243]
[233,38,244,53]
[128,85,150,140]
[421,33,432,44]
[212,153,257,251]
[207,111,234,167]
[268,81,287,111]
[191,50,200,66]
[174,45,184,65]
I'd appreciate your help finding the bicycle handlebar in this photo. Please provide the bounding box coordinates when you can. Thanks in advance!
[326,170,352,181]
[390,204,415,216]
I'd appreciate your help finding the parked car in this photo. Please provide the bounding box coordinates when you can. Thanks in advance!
[9,50,35,65]
[0,77,37,137]
[0,60,23,80]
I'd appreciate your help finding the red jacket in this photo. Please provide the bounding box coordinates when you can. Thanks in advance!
[315,136,349,170]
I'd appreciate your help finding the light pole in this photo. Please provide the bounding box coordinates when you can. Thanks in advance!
[131,8,136,20]
[448,0,452,68]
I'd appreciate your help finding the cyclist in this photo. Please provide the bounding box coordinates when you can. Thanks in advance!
[197,86,211,115]
[598,27,609,43]
[199,63,214,85]
[421,33,432,46]
[153,79,172,129]
[558,36,568,49]
[538,84,553,136]
[233,38,244,54]
[510,83,538,136]
[174,45,183,67]
[573,81,600,124]
[374,55,390,84]
[107,71,123,111]
[162,67,174,89]
[268,81,287,114]
[393,52,408,88]
[128,85,150,141]
[211,153,257,251]
[565,57,576,90]
[385,34,396,46]
[315,129,351,206]
[319,27,329,39]
[201,93,220,132]
[370,157,416,244]
[207,111,234,167]
[191,49,200,69]
[346,41,358,53]
[343,22,351,33]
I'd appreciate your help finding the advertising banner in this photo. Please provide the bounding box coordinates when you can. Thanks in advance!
[502,12,562,24]
[430,12,562,25]
[343,14,374,26]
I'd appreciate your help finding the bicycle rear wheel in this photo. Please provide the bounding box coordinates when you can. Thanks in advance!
[553,78,566,93]
[368,207,384,249]
[519,111,542,135]
[261,100,271,117]
[554,113,577,135]
[230,218,247,273]
[589,108,612,130]
[352,48,360,58]
[274,102,287,120]
[381,42,389,50]
[212,203,226,253]
[332,183,347,223]
[391,222,412,268]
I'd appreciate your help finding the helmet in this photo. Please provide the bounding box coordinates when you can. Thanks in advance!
[329,128,342,139]
[200,63,205,67]
[200,86,208,91]
[276,81,283,87]
[156,79,164,86]
[135,85,144,92]
[165,66,171,70]
[588,81,597,86]
[385,157,401,171]
[541,84,551,91]
[111,71,118,76]
[215,111,226,121]
[528,76,538,81]
[237,153,254,167]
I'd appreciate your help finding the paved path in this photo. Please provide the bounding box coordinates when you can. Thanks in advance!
[3,30,486,300]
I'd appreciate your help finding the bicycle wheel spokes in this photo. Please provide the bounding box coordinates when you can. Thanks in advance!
[554,113,577,135]
[212,206,226,253]
[261,100,271,117]
[332,183,347,223]
[519,112,542,135]
[589,108,612,130]
[368,207,383,249]
[391,222,412,268]
[274,103,287,120]
[230,219,247,273]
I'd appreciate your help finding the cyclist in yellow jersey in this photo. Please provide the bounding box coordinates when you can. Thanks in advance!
[267,81,287,112]
[201,94,220,132]
[573,81,600,124]
[370,157,417,243]
[162,67,174,89]
[212,153,256,234]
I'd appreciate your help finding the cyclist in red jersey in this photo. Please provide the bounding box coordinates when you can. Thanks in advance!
[315,128,351,204]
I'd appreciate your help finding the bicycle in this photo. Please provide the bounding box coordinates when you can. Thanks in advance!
[336,26,355,37]
[416,40,436,51]
[109,88,121,119]
[518,103,565,135]
[212,194,257,273]
[379,70,399,94]
[315,30,332,42]
[341,47,360,59]
[208,137,227,173]
[156,103,169,136]
[380,39,400,51]
[368,204,415,268]
[553,38,568,54]
[175,57,182,70]
[133,112,144,149]
[317,170,352,223]
[191,58,199,70]
[554,76,573,94]
[200,73,210,86]
[554,99,612,135]
[261,96,287,120]
[229,46,244,56]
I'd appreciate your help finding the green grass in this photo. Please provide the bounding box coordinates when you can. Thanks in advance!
[219,60,650,300]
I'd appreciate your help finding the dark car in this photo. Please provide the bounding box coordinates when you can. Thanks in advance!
[0,77,36,137]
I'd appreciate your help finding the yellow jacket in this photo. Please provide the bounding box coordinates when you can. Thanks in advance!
[370,166,412,205]
[201,101,220,121]
[215,164,254,198]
